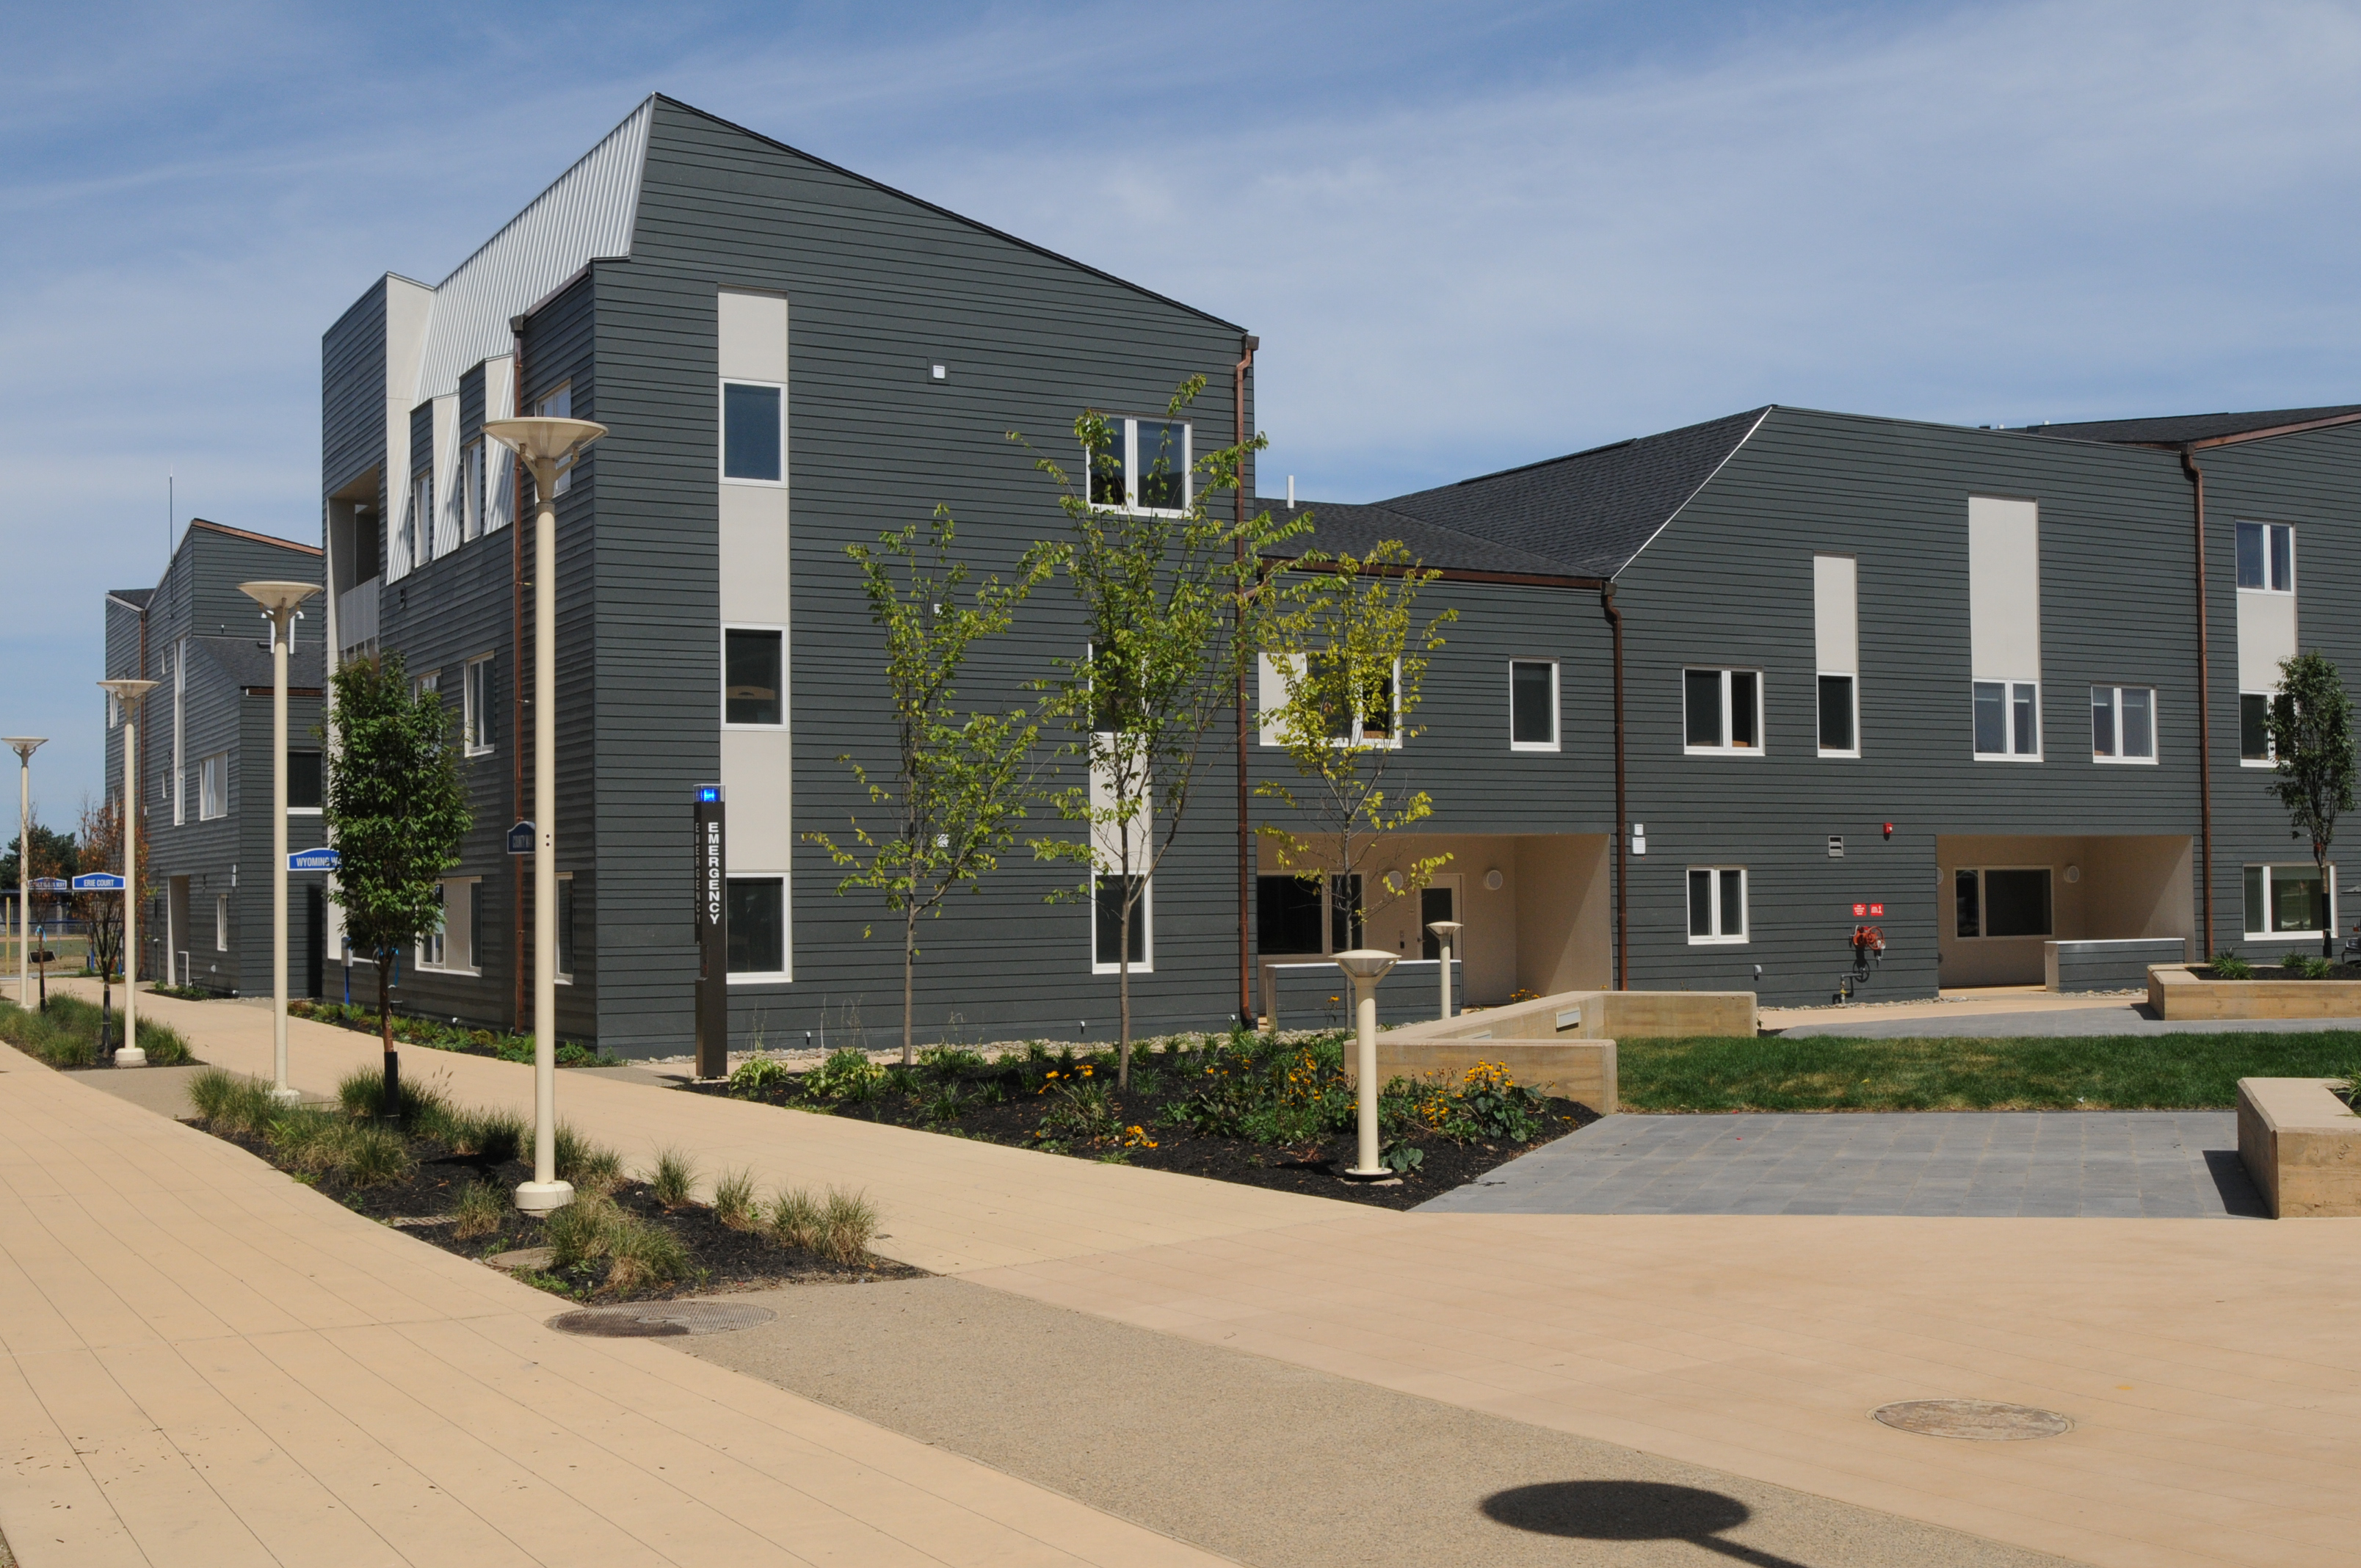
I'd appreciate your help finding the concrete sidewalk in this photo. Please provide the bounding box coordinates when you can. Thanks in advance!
[39,981,2361,1567]
[0,1038,1232,1568]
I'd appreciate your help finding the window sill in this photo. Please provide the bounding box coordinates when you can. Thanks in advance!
[1508,741,1561,753]
[1686,934,1749,946]
[721,475,788,490]
[1091,962,1156,976]
[720,722,788,733]
[727,973,791,985]
[1816,748,1861,760]
[414,964,482,977]
[463,745,494,759]
[2240,758,2277,769]
[287,807,323,816]
[1683,747,1765,758]
[1972,752,2044,763]
[2092,755,2158,766]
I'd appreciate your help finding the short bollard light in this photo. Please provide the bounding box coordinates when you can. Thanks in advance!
[1333,948,1399,1179]
[1426,920,1463,1020]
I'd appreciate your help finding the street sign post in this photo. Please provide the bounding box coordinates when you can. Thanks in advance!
[506,820,535,855]
[693,785,727,1079]
[30,877,68,893]
[70,872,126,893]
[288,847,341,872]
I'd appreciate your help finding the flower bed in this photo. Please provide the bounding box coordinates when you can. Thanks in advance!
[184,1067,913,1300]
[695,1031,1597,1210]
[287,998,622,1067]
[0,996,196,1069]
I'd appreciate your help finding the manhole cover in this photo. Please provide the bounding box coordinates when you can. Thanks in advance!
[547,1301,777,1338]
[1872,1400,2072,1440]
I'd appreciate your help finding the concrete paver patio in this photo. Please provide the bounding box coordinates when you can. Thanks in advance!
[14,981,2361,1567]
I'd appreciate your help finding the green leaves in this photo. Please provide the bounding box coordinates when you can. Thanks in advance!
[323,651,472,967]
[2266,650,2357,957]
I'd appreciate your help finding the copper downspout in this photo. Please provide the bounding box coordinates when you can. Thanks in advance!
[510,319,529,1032]
[2182,447,2214,958]
[1233,333,1257,1028]
[1600,584,1628,990]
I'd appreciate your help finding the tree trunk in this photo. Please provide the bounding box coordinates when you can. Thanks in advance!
[1118,945,1132,1091]
[376,951,400,1125]
[2323,846,2339,962]
[902,910,917,1065]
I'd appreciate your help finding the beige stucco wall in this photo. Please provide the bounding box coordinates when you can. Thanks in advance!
[1936,834,2192,987]
[1514,833,1613,995]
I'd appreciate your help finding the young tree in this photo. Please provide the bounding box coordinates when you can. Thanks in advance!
[1257,541,1457,961]
[806,507,1054,1064]
[1015,382,1302,1087]
[70,797,143,1042]
[1,824,76,893]
[2265,650,2357,959]
[324,652,472,1118]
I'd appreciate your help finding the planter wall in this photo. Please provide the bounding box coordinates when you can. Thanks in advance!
[2237,1077,2361,1217]
[2148,965,2361,1020]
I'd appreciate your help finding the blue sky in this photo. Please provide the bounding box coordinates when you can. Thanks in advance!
[5,0,2360,811]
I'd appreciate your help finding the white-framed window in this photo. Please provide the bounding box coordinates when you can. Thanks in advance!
[409,469,432,565]
[1686,866,1749,944]
[721,379,786,484]
[198,752,228,820]
[462,438,485,542]
[1683,669,1763,755]
[463,655,495,755]
[1509,658,1559,750]
[534,383,573,495]
[1972,680,2041,759]
[1086,415,1191,515]
[1091,873,1152,972]
[1316,653,1399,748]
[2235,522,2294,593]
[1815,553,1860,758]
[1817,675,1858,755]
[172,637,187,825]
[2090,685,2156,763]
[2241,692,2283,766]
[1954,866,2053,938]
[2244,863,2332,941]
[722,625,786,727]
[414,668,440,701]
[418,877,480,974]
[726,874,788,981]
[214,893,228,951]
[556,871,576,984]
[288,750,323,816]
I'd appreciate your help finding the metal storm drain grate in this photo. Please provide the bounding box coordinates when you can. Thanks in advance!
[1872,1400,2072,1440]
[548,1302,778,1338]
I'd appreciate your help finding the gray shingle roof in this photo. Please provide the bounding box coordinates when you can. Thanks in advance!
[108,588,154,608]
[2021,404,2361,446]
[192,635,324,691]
[1261,407,1769,579]
[1255,498,1587,578]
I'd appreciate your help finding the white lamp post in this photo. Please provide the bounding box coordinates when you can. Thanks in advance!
[239,581,320,1106]
[5,737,45,1006]
[1426,920,1463,1021]
[96,679,159,1064]
[482,413,606,1215]
[1333,947,1399,1178]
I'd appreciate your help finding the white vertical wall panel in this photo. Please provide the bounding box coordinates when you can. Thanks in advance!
[382,277,432,584]
[482,355,516,532]
[1968,496,2039,682]
[430,395,462,560]
[1813,553,1857,675]
[2238,589,2298,691]
[717,288,793,976]
[410,98,651,404]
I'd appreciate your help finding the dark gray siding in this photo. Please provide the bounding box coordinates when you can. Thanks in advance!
[323,281,387,499]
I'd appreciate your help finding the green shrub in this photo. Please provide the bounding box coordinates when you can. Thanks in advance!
[729,1056,794,1095]
[767,1186,824,1252]
[921,1084,968,1125]
[1039,1078,1120,1144]
[712,1167,759,1230]
[1444,1061,1545,1144]
[650,1146,699,1208]
[807,1047,887,1102]
[2209,953,2256,980]
[918,1045,985,1081]
[452,1180,506,1241]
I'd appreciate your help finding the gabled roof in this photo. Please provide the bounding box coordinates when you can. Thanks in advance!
[1256,498,1591,579]
[2020,404,2361,447]
[1263,407,1769,581]
[107,588,153,610]
[186,518,322,557]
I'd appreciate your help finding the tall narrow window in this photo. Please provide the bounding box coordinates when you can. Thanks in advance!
[410,469,432,565]
[1509,659,1558,749]
[1969,496,2041,761]
[199,752,228,819]
[723,628,784,726]
[726,876,785,976]
[1683,669,1762,754]
[462,439,484,541]
[1092,874,1150,969]
[463,656,495,755]
[1814,554,1860,755]
[215,893,228,951]
[2090,686,2156,763]
[722,381,784,482]
[468,879,485,970]
[172,638,186,824]
[556,872,577,981]
[1686,867,1748,943]
[420,883,446,968]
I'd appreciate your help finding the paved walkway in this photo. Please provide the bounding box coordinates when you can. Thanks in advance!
[20,981,2361,1568]
[1418,1111,2262,1217]
[0,1037,1229,1568]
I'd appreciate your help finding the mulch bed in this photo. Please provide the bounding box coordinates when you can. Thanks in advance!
[186,1118,924,1301]
[691,1072,1598,1211]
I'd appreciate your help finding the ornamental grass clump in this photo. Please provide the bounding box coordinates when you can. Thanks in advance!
[820,1186,879,1265]
[650,1147,700,1209]
[554,1122,623,1194]
[186,1068,279,1133]
[712,1167,759,1230]
[2208,953,2256,980]
[543,1195,688,1294]
[767,1186,824,1252]
[336,1066,452,1130]
[451,1180,506,1241]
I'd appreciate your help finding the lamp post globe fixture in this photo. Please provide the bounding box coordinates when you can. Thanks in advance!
[239,581,322,1106]
[481,414,607,1215]
[95,679,160,1064]
[4,736,46,1008]
[1332,947,1400,1178]
[1426,920,1463,1021]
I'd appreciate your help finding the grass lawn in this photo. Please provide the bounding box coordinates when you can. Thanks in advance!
[1619,1032,2361,1112]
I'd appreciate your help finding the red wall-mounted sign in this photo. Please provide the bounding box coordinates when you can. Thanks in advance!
[1851,902,1886,918]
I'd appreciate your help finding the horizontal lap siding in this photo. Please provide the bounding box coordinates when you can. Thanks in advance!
[322,282,387,497]
[584,101,1250,1054]
[1617,409,2205,1004]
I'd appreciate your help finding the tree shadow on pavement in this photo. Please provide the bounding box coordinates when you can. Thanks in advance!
[1483,1481,1810,1566]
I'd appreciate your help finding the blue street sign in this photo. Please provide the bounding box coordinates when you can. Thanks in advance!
[507,821,536,855]
[29,877,69,892]
[70,872,126,892]
[288,847,341,871]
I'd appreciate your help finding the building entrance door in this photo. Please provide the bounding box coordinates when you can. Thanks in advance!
[1420,876,1463,958]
